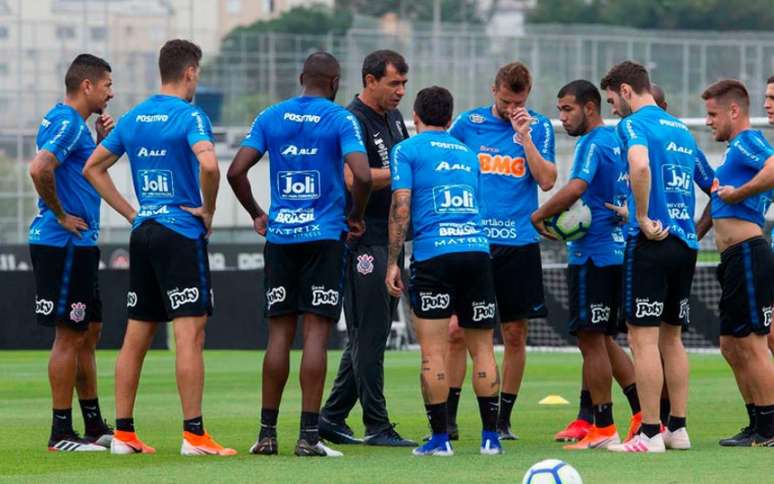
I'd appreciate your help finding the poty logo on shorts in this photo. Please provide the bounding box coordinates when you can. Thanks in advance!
[590,304,611,324]
[35,297,54,315]
[167,287,199,310]
[127,292,138,308]
[266,287,286,309]
[679,298,690,324]
[419,292,450,312]
[311,287,339,306]
[278,170,320,200]
[135,114,168,123]
[433,185,477,214]
[472,302,496,322]
[762,305,772,327]
[635,298,664,319]
[69,302,86,323]
[356,254,374,275]
[283,112,321,123]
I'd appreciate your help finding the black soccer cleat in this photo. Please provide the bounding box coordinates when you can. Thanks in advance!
[719,426,755,447]
[318,417,363,445]
[49,433,107,452]
[751,434,774,447]
[294,439,343,457]
[497,425,519,441]
[83,419,114,448]
[249,436,278,455]
[363,424,417,447]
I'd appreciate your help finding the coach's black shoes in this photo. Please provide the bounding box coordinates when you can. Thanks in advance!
[318,416,363,445]
[294,439,343,457]
[719,426,755,446]
[49,432,107,452]
[249,436,278,455]
[364,424,417,447]
[497,424,519,441]
[84,419,114,448]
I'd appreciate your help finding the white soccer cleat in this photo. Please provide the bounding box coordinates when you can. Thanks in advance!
[49,437,107,452]
[663,427,691,450]
[294,439,343,457]
[608,432,666,453]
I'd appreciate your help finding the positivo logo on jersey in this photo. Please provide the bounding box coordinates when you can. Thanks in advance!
[35,297,54,316]
[136,114,169,123]
[167,287,199,310]
[662,164,691,194]
[138,169,174,198]
[634,298,664,319]
[283,112,321,123]
[433,184,477,214]
[275,208,315,224]
[266,287,286,309]
[281,145,319,157]
[137,147,167,157]
[590,304,611,324]
[419,292,450,312]
[278,170,320,200]
[311,286,339,306]
[472,301,496,322]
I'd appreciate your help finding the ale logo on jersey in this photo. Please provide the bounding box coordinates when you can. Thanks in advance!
[278,170,320,200]
[662,164,691,194]
[280,145,318,157]
[432,184,477,214]
[138,169,174,198]
[478,153,526,178]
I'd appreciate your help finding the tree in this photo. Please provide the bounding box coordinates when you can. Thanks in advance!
[335,0,485,25]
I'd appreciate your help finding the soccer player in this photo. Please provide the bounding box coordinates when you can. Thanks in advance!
[765,75,774,357]
[319,50,415,447]
[29,54,115,452]
[83,39,235,456]
[448,62,557,439]
[386,86,502,456]
[227,52,372,457]
[531,80,640,449]
[703,79,774,446]
[601,61,705,453]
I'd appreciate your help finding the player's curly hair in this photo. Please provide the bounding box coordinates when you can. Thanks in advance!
[600,60,650,94]
[495,62,532,93]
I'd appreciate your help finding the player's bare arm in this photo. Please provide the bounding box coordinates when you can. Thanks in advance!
[344,151,373,238]
[717,154,774,204]
[29,150,88,237]
[530,179,588,239]
[386,189,410,297]
[82,145,137,224]
[182,140,220,235]
[512,108,556,191]
[344,164,391,192]
[227,146,268,235]
[628,145,668,240]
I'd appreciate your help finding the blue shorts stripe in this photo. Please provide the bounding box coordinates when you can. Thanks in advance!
[579,264,588,323]
[623,238,637,319]
[196,239,209,310]
[742,243,759,328]
[56,243,76,318]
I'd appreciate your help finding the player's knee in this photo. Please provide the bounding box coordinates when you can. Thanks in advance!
[448,325,465,345]
[720,338,737,365]
[501,324,527,349]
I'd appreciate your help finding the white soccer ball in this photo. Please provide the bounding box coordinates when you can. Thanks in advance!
[543,199,592,241]
[522,459,583,484]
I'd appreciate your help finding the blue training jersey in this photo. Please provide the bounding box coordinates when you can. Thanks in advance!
[711,130,774,227]
[390,130,489,262]
[101,95,214,240]
[616,105,705,249]
[450,106,555,246]
[241,96,366,244]
[567,126,628,267]
[30,103,100,247]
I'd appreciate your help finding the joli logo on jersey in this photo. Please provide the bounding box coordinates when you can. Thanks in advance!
[278,170,320,200]
[433,185,477,214]
[663,165,691,194]
[138,170,174,198]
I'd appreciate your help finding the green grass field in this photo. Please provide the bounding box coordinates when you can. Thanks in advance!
[1,350,770,483]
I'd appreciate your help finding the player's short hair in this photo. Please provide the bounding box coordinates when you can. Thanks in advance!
[768,75,774,84]
[302,51,340,86]
[65,54,111,94]
[361,50,408,87]
[414,86,453,127]
[159,39,202,84]
[494,62,532,93]
[702,79,750,111]
[600,61,651,94]
[557,80,601,112]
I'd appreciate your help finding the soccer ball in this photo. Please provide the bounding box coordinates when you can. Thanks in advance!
[543,199,592,241]
[522,459,583,484]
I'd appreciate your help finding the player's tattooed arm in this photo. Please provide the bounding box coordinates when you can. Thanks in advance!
[385,189,411,297]
[30,150,89,236]
[83,145,137,224]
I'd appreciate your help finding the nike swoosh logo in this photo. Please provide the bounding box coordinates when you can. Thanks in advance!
[589,438,615,449]
[55,415,67,420]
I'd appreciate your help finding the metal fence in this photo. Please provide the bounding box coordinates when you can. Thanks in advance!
[2,9,774,244]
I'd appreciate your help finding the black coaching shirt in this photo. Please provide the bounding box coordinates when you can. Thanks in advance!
[347,95,410,245]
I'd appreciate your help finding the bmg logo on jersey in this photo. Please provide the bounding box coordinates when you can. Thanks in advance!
[278,170,320,200]
[138,170,174,199]
[663,164,691,194]
[433,184,477,214]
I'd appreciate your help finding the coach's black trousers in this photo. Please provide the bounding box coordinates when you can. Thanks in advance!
[321,243,399,434]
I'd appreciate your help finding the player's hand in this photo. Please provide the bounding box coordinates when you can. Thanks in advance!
[716,185,743,204]
[637,215,669,241]
[57,213,88,237]
[181,206,214,237]
[253,213,268,237]
[385,263,404,297]
[510,108,533,145]
[126,210,137,225]
[95,113,115,142]
[605,202,629,225]
[346,216,365,241]
[530,212,557,240]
